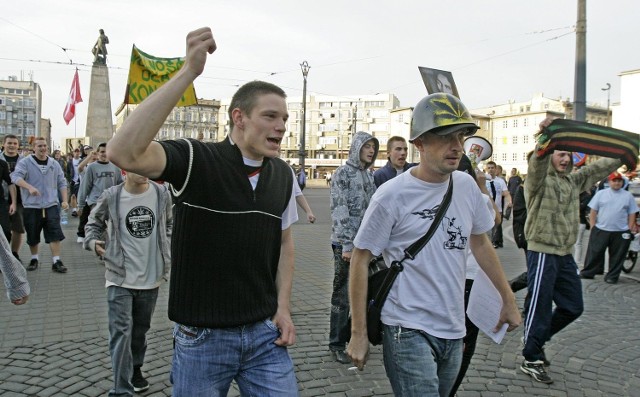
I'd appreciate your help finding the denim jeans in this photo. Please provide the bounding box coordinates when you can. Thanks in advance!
[383,324,462,397]
[329,244,350,351]
[170,319,298,397]
[107,286,158,397]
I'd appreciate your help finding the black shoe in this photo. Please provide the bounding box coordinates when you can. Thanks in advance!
[493,243,499,249]
[12,252,21,264]
[333,350,351,364]
[579,272,594,279]
[520,359,553,384]
[27,259,38,271]
[604,278,617,284]
[132,367,150,392]
[52,260,68,273]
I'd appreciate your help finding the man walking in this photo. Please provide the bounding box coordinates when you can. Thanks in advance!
[485,161,511,248]
[77,142,123,243]
[107,27,299,396]
[521,118,622,384]
[11,137,68,273]
[348,93,520,396]
[373,136,411,187]
[329,130,378,363]
[84,171,172,395]
[579,171,638,283]
[1,134,25,261]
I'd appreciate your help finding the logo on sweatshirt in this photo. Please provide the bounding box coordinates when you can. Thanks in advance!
[125,206,155,238]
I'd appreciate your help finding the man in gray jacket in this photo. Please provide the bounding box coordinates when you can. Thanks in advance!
[11,137,68,273]
[84,171,172,395]
[329,130,379,363]
[76,142,123,243]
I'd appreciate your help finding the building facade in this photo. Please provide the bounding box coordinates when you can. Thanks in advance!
[0,76,42,146]
[115,99,221,142]
[612,69,640,133]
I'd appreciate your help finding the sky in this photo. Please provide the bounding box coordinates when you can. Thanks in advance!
[1,0,639,148]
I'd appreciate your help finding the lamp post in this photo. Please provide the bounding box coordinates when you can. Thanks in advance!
[601,82,611,126]
[299,61,310,171]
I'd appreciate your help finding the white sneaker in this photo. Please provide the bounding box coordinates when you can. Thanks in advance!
[76,237,84,243]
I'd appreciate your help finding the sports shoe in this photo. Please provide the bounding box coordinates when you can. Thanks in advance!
[27,259,39,271]
[71,209,78,217]
[520,337,550,366]
[332,350,351,364]
[520,360,553,384]
[132,367,150,392]
[52,260,68,273]
[76,236,84,243]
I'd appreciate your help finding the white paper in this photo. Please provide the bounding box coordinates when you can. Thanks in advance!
[466,269,508,344]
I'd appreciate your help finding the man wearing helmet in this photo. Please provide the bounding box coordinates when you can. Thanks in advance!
[347,93,520,396]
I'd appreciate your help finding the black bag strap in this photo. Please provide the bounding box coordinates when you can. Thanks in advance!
[403,174,454,261]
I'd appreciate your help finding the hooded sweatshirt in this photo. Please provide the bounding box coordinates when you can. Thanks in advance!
[330,131,380,252]
[11,155,67,209]
[524,152,620,256]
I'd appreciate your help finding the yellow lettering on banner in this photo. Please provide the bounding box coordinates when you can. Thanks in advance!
[125,45,196,106]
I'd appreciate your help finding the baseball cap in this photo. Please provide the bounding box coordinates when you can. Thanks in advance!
[83,145,93,151]
[608,171,623,181]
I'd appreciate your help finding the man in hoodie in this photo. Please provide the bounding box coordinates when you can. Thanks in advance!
[329,130,379,363]
[11,137,68,273]
[77,142,123,243]
[520,118,622,384]
[373,136,411,187]
[84,171,172,395]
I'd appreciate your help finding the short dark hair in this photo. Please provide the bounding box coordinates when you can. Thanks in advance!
[228,81,286,129]
[3,134,18,143]
[97,142,107,150]
[486,160,497,167]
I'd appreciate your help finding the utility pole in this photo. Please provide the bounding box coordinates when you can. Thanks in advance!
[299,61,310,171]
[602,83,611,126]
[573,0,587,121]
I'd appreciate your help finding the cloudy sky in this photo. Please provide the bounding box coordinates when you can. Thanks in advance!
[1,0,639,147]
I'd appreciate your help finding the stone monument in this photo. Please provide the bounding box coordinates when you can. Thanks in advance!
[85,29,114,146]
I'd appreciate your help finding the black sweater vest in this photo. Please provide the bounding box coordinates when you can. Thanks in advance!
[166,138,293,328]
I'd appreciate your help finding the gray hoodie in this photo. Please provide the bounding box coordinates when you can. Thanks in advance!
[11,155,67,209]
[83,181,173,286]
[330,131,380,252]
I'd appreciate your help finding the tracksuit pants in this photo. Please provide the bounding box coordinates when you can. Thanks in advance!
[522,251,584,362]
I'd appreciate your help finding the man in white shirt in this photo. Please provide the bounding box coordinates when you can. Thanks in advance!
[485,161,512,248]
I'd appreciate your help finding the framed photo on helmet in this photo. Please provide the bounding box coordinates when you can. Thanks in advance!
[418,66,460,99]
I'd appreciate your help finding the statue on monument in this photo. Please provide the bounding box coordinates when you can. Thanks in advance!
[92,29,109,64]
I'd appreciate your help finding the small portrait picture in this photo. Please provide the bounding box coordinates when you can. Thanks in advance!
[418,67,460,99]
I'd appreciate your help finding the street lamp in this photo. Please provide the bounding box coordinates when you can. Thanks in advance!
[601,83,611,126]
[299,61,310,171]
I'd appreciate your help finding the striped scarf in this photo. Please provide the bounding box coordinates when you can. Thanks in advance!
[536,119,639,168]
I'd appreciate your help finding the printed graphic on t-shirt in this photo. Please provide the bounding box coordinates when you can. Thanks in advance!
[411,205,467,250]
[125,206,155,238]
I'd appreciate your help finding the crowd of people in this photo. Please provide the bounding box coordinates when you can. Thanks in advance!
[1,26,638,397]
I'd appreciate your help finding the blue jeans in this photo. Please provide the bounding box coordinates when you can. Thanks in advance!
[329,244,350,351]
[383,324,462,397]
[170,319,298,396]
[107,286,158,397]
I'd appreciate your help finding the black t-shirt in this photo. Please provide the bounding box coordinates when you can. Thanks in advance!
[2,155,20,204]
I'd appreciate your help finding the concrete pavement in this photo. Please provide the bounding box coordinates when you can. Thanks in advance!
[0,186,639,396]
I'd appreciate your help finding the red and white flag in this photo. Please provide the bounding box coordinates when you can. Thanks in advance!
[63,70,83,125]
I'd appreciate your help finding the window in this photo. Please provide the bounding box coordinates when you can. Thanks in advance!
[0,126,4,134]
[523,135,529,144]
[523,152,528,160]
[319,102,333,108]
[174,113,181,121]
[524,118,528,127]
[0,111,5,120]
[26,113,35,122]
[0,97,4,105]
[513,153,518,161]
[398,114,404,123]
[502,153,507,161]
[365,101,385,107]
[512,136,518,144]
[185,112,192,122]
[502,120,508,128]
[513,119,518,128]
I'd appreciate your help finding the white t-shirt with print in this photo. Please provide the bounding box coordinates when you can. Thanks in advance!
[465,194,496,280]
[486,176,507,210]
[354,170,494,339]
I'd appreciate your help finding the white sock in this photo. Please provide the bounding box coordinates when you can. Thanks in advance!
[31,255,39,260]
[52,256,60,263]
